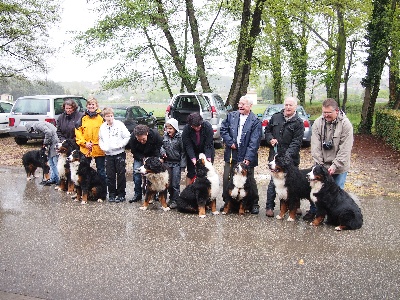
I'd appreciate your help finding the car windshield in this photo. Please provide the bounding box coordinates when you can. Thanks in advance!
[0,102,12,113]
[127,106,147,119]
[266,106,282,116]
[113,108,127,119]
[11,98,49,115]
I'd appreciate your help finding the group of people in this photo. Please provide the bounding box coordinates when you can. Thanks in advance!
[26,94,353,219]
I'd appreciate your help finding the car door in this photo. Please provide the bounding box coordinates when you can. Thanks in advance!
[0,101,13,133]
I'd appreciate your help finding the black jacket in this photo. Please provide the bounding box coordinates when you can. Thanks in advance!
[182,121,214,161]
[129,128,163,161]
[264,110,304,166]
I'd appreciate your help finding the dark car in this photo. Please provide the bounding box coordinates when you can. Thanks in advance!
[112,106,158,133]
[260,104,312,147]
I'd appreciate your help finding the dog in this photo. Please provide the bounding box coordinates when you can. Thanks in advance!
[137,157,170,211]
[55,139,78,193]
[22,147,50,181]
[268,154,311,221]
[307,165,363,231]
[176,153,220,218]
[222,162,253,215]
[67,150,107,204]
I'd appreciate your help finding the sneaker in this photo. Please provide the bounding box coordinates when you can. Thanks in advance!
[39,180,49,185]
[116,196,126,203]
[44,180,56,186]
[303,211,316,221]
[129,195,142,203]
[168,201,177,209]
[265,209,274,217]
[108,196,115,203]
[296,208,302,215]
[251,205,260,215]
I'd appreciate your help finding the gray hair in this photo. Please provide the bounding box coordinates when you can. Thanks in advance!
[239,95,253,105]
[284,96,298,105]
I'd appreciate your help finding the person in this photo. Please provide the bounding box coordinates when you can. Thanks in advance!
[220,95,262,214]
[99,107,131,203]
[264,97,305,217]
[25,121,59,186]
[160,118,186,209]
[181,112,214,186]
[75,97,106,186]
[128,124,163,203]
[304,98,354,221]
[56,99,83,142]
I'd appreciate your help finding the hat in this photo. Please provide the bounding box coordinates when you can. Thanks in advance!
[165,118,179,131]
[24,122,34,133]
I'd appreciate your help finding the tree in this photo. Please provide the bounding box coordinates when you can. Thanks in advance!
[388,0,400,109]
[0,0,60,78]
[360,0,392,134]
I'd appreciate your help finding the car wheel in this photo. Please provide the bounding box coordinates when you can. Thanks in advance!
[302,141,311,147]
[214,139,223,149]
[15,137,28,145]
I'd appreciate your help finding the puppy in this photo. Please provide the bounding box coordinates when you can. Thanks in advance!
[55,139,78,193]
[177,153,220,218]
[137,157,170,211]
[68,150,107,204]
[307,165,363,231]
[22,147,50,181]
[269,154,311,221]
[222,162,253,215]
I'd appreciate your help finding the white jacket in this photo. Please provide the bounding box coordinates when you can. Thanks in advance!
[99,120,131,156]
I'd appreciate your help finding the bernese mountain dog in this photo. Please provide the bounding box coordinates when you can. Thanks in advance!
[269,154,311,221]
[307,165,363,231]
[67,150,107,204]
[22,147,50,181]
[222,162,254,215]
[137,156,170,211]
[176,153,220,218]
[55,139,78,193]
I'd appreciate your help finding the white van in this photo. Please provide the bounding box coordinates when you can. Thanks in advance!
[9,95,87,145]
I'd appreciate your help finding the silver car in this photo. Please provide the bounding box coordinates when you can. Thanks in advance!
[0,101,13,134]
[202,93,227,148]
[260,104,312,147]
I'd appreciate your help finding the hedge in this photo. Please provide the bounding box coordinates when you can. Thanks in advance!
[375,109,400,152]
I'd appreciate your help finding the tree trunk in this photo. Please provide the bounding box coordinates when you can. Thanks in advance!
[226,0,266,109]
[331,8,346,106]
[342,40,356,112]
[271,35,283,104]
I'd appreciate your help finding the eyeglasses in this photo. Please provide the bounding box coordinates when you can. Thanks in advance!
[322,110,336,115]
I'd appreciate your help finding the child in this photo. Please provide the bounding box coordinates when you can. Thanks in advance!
[99,107,131,203]
[160,118,186,209]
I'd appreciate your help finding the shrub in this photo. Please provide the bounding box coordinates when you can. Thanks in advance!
[375,109,400,151]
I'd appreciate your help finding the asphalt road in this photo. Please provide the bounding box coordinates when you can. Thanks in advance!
[0,166,399,300]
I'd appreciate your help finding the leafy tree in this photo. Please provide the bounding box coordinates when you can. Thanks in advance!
[388,0,400,109]
[0,0,60,78]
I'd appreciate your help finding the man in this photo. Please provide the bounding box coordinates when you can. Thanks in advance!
[264,97,305,217]
[220,95,262,214]
[128,124,163,203]
[304,98,354,221]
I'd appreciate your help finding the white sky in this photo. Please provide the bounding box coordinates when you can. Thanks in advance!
[45,0,109,82]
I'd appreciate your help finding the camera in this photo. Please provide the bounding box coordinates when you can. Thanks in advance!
[323,140,333,150]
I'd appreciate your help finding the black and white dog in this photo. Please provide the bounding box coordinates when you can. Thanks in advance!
[307,165,363,231]
[22,147,50,181]
[268,154,311,221]
[177,153,220,218]
[55,139,78,193]
[222,162,254,215]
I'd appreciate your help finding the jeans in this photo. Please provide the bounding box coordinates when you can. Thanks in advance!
[105,152,126,197]
[222,162,259,207]
[167,163,181,203]
[309,171,348,213]
[48,155,59,183]
[133,159,144,197]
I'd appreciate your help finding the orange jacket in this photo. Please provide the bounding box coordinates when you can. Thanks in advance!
[75,110,105,157]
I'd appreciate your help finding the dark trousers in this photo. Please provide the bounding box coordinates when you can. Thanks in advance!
[105,152,127,197]
[167,163,181,203]
[265,178,276,209]
[222,162,259,207]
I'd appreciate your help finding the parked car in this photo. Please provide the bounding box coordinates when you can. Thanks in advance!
[260,104,312,147]
[8,95,87,145]
[202,93,227,148]
[112,105,158,133]
[0,100,13,134]
[165,93,224,148]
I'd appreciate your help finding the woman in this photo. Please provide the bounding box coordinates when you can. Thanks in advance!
[56,98,83,141]
[75,97,106,186]
[181,112,214,186]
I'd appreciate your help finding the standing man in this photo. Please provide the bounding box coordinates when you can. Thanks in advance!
[128,124,163,203]
[265,97,305,217]
[220,95,262,214]
[304,98,354,221]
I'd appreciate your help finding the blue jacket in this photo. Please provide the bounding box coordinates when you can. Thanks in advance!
[220,111,262,167]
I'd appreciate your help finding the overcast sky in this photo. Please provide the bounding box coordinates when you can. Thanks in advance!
[45,0,109,82]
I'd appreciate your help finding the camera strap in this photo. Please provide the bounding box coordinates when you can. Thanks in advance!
[322,120,337,146]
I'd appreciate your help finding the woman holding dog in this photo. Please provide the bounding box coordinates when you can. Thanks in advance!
[57,99,83,142]
[75,97,107,187]
[182,112,215,186]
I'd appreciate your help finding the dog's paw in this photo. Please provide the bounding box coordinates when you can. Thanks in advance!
[335,226,342,231]
[71,193,77,199]
[199,214,206,218]
[139,206,148,210]
[67,191,73,195]
[81,201,87,205]
[162,206,171,212]
[221,211,227,215]
[276,215,283,220]
[97,199,103,203]
[212,211,220,215]
[287,217,295,222]
[27,177,32,181]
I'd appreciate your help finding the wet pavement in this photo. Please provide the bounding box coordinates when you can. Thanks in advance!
[0,166,399,300]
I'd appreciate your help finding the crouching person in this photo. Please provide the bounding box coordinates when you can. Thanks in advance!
[161,118,186,209]
[99,107,131,203]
